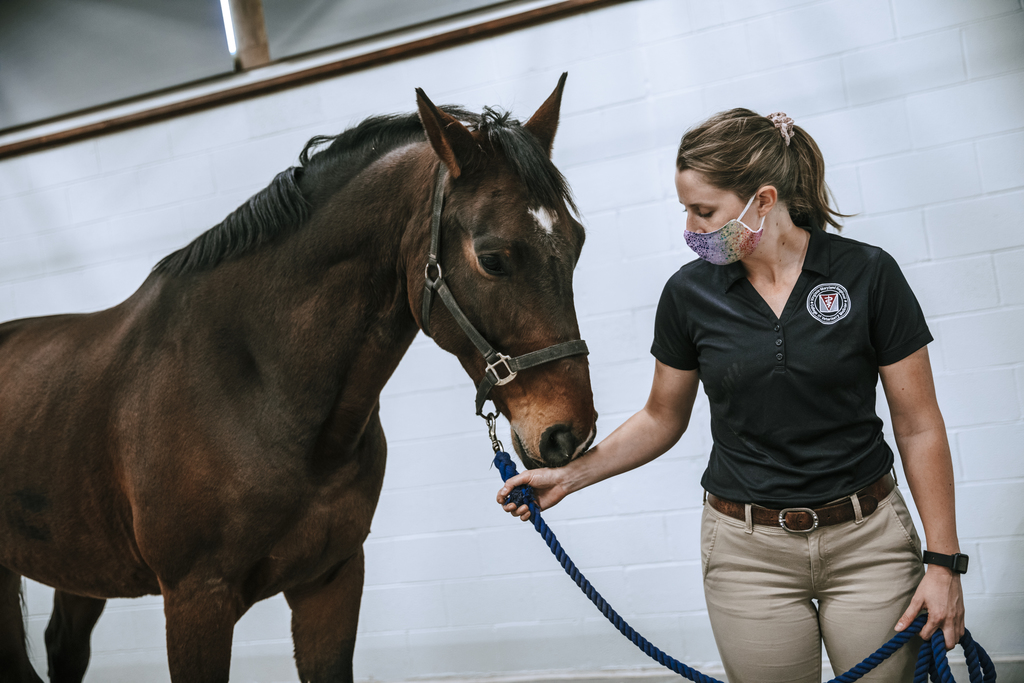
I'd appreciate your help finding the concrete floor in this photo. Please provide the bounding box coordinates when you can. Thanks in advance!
[387,658,1023,683]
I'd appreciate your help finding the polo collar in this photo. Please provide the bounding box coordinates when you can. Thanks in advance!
[719,226,829,292]
[802,225,830,277]
[720,260,746,292]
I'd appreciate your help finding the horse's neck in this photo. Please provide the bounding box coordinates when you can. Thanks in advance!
[156,152,432,453]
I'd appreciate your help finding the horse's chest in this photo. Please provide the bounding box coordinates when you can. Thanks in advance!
[302,497,374,553]
[236,494,374,599]
[249,455,386,587]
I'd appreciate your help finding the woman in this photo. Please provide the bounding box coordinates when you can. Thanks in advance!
[497,109,966,682]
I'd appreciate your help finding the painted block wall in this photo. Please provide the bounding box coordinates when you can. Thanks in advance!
[1,0,1022,680]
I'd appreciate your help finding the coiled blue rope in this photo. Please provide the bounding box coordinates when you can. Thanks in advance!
[494,451,996,682]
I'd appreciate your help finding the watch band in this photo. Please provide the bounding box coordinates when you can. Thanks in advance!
[923,550,969,574]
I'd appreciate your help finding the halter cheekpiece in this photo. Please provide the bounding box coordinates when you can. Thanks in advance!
[420,165,589,416]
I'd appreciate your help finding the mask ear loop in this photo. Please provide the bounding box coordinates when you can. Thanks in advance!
[736,193,765,233]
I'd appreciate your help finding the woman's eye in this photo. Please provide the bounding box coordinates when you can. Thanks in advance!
[696,210,713,219]
[478,254,505,275]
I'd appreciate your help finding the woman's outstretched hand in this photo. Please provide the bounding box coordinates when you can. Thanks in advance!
[496,467,571,521]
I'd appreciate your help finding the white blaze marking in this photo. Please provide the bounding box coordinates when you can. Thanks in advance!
[529,207,556,235]
[573,426,596,460]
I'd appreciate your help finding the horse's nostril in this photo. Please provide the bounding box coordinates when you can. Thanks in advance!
[539,424,578,467]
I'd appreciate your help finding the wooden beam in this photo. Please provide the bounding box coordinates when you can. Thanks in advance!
[228,0,270,70]
[0,0,636,160]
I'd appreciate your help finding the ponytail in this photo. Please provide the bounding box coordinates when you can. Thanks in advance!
[786,126,845,230]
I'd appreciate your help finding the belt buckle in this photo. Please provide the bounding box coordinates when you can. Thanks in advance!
[778,507,819,533]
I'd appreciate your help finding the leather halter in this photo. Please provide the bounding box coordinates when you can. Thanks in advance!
[420,165,589,416]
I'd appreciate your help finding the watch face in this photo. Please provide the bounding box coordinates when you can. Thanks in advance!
[953,554,969,574]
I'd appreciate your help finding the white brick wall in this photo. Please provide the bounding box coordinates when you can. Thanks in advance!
[1,0,1022,680]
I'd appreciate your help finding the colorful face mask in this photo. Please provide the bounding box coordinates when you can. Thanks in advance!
[684,194,764,265]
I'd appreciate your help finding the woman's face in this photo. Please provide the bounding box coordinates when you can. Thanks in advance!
[674,169,750,234]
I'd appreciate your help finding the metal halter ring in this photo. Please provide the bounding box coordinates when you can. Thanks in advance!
[778,507,819,533]
[424,262,442,285]
[485,353,517,386]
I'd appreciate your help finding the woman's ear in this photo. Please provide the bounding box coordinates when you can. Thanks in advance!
[756,186,779,217]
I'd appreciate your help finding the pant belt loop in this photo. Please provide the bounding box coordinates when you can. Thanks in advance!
[743,503,753,534]
[891,466,899,487]
[703,489,707,505]
[851,492,864,524]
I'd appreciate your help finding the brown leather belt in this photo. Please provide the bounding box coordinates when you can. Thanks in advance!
[706,473,895,533]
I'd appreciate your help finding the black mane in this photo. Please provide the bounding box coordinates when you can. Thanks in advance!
[154,106,576,276]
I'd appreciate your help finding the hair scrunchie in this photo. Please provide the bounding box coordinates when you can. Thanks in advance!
[766,112,795,146]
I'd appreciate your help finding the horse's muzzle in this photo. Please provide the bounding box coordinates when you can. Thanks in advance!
[515,418,596,469]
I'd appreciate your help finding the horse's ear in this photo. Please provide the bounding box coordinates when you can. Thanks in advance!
[524,72,567,157]
[416,88,477,179]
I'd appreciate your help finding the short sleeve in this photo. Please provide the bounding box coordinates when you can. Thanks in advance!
[870,250,933,366]
[651,274,699,370]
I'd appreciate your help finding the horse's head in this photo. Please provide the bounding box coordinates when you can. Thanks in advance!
[409,75,596,469]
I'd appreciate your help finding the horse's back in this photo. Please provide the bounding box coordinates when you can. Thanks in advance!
[0,308,127,426]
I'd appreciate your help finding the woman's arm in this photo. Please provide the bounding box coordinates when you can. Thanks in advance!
[497,360,700,520]
[879,346,965,649]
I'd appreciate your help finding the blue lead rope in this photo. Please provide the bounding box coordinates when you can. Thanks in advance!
[493,451,996,683]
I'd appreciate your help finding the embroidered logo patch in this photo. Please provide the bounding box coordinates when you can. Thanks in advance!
[806,283,851,325]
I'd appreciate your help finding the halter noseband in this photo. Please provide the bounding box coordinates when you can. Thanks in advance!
[420,165,589,416]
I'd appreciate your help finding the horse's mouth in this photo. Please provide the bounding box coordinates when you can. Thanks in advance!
[513,429,542,470]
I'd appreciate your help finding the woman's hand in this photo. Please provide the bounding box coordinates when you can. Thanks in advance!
[895,566,965,650]
[496,467,570,521]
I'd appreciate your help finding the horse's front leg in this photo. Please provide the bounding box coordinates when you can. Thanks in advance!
[284,547,365,683]
[161,578,243,683]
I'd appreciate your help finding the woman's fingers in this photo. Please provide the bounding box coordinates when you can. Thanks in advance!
[899,570,966,650]
[496,473,531,503]
[500,494,535,520]
[894,597,922,633]
[496,467,560,521]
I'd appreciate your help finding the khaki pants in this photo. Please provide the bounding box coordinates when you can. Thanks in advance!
[701,486,925,683]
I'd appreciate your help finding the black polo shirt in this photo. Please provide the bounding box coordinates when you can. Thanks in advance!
[652,227,932,507]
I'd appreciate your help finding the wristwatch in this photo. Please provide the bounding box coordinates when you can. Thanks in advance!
[923,550,969,574]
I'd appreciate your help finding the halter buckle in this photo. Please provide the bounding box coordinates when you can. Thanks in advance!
[486,353,517,386]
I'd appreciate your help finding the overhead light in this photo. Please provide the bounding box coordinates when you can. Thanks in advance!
[220,0,237,55]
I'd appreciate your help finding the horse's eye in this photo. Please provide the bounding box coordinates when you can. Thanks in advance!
[478,254,505,276]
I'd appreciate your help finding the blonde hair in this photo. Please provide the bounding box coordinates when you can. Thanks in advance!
[676,108,848,230]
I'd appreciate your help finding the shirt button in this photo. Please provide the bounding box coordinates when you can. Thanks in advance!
[776,353,783,361]
[775,339,783,346]
[774,324,780,332]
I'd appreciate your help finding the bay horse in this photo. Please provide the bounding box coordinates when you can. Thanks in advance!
[0,75,596,683]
